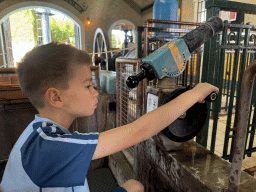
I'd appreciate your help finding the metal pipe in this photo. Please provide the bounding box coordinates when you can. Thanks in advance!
[145,19,201,26]
[144,21,149,57]
[88,47,133,55]
[136,26,143,59]
[41,10,51,45]
[0,68,16,73]
[227,60,256,192]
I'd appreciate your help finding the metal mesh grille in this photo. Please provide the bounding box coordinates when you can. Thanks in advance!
[116,58,144,153]
[143,19,202,87]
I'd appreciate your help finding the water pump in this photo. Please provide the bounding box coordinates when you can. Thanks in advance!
[126,16,223,88]
[126,16,223,144]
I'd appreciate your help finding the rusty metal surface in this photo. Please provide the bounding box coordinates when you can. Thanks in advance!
[228,60,256,192]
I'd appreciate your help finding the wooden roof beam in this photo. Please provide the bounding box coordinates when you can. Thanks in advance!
[122,0,141,14]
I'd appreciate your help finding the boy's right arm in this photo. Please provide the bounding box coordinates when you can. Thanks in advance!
[92,83,219,160]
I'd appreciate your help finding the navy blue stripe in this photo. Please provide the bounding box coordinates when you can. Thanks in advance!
[33,122,43,130]
[33,122,66,134]
[44,132,60,137]
[21,128,99,187]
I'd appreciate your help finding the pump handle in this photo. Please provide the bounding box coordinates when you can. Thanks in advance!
[186,85,218,102]
[126,63,156,88]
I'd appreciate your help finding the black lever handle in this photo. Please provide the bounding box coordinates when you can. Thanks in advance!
[205,91,218,102]
[186,85,218,102]
[126,63,156,89]
[126,70,146,89]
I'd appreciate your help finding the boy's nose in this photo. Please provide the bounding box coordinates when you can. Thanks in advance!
[93,87,99,97]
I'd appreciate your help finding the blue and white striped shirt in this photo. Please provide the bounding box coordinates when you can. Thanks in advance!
[0,114,99,192]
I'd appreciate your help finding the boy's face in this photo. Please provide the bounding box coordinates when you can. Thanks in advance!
[61,65,99,118]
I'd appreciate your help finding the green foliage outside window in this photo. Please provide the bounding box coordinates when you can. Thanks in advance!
[49,16,75,46]
[111,33,122,49]
[9,9,37,43]
[9,9,76,46]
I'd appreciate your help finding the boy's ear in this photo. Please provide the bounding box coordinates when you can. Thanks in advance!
[45,88,63,108]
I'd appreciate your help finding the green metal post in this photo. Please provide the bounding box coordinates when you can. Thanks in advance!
[223,26,243,160]
[225,53,232,111]
[136,26,143,59]
[210,21,228,153]
[197,2,220,147]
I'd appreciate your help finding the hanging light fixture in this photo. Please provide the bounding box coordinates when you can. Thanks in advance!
[86,18,91,25]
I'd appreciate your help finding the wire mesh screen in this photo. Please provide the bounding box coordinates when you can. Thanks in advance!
[116,58,144,153]
[143,19,202,87]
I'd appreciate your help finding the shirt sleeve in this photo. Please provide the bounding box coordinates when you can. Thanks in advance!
[20,126,99,188]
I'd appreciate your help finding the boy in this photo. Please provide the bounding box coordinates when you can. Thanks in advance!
[0,42,218,192]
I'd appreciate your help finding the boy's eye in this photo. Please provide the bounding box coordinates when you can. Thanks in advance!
[86,85,91,89]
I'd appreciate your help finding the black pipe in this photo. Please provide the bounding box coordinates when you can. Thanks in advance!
[182,16,223,53]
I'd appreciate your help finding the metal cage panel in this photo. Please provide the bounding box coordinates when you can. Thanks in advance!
[116,58,144,154]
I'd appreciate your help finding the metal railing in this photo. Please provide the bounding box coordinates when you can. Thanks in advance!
[202,21,256,161]
[201,0,256,162]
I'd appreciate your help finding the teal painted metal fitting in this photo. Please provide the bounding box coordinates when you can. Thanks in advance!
[142,38,191,79]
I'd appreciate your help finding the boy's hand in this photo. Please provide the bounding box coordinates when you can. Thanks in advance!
[192,83,219,103]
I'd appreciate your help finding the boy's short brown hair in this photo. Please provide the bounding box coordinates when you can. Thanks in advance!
[16,42,92,110]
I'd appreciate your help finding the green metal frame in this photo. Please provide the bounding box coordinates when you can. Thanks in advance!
[197,1,220,147]
[200,0,256,161]
[206,0,256,14]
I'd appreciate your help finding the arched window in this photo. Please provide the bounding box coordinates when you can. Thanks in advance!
[0,7,82,68]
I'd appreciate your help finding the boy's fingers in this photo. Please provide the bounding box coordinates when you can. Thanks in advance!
[213,87,219,93]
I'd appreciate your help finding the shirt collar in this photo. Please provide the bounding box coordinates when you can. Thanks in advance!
[34,114,70,134]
